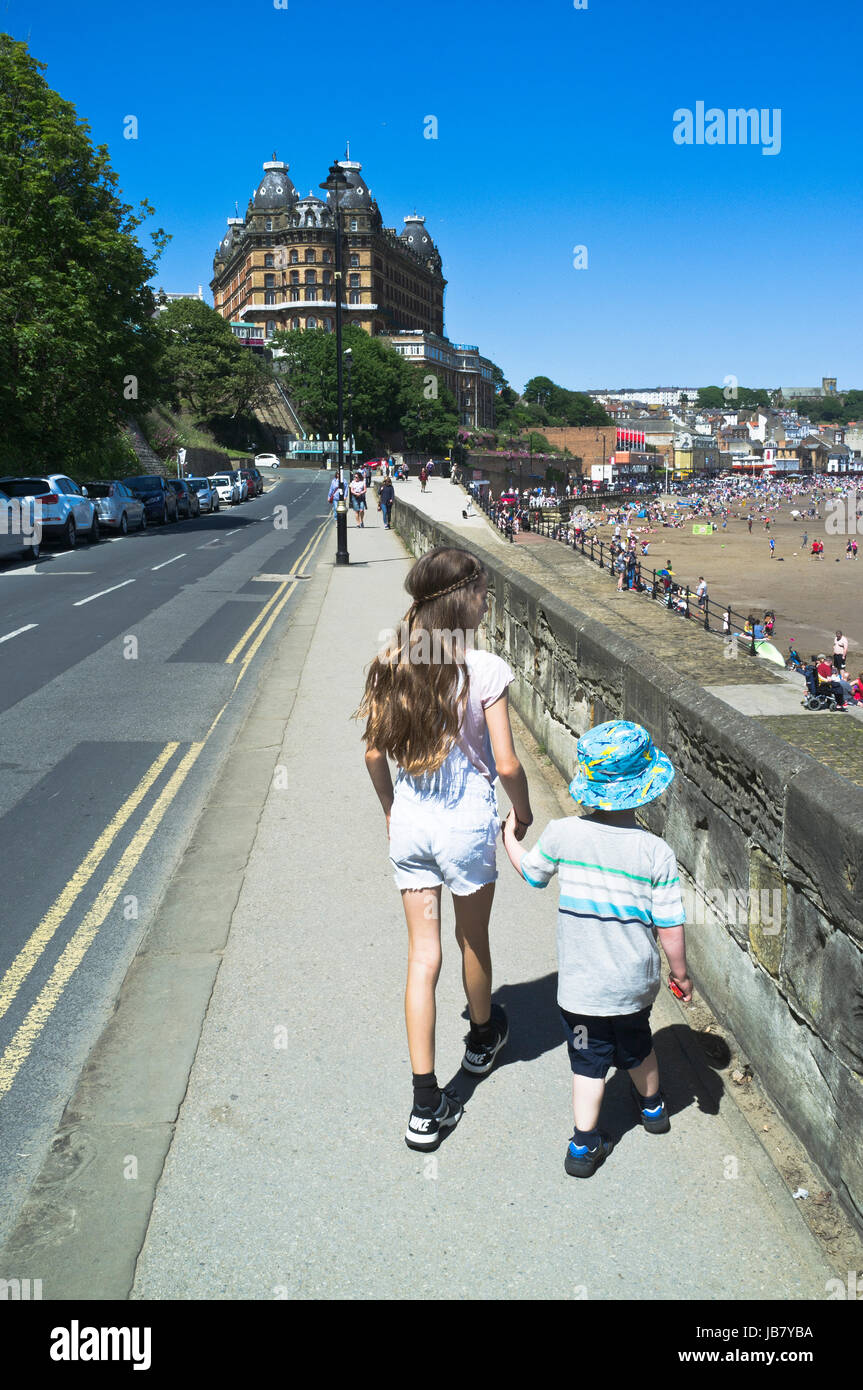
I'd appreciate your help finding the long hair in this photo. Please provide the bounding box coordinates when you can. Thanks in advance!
[356,546,486,775]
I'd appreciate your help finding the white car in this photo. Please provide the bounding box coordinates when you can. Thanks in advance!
[211,474,240,506]
[0,473,99,547]
[255,453,280,469]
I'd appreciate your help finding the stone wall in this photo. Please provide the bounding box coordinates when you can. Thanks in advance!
[394,495,863,1229]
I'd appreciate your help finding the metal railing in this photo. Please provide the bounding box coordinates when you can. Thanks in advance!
[469,487,761,653]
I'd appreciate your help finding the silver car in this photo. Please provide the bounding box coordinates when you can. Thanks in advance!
[82,481,147,534]
[211,474,240,506]
[188,477,219,513]
[0,487,41,562]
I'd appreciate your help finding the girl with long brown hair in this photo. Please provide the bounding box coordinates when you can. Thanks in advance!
[358,546,533,1150]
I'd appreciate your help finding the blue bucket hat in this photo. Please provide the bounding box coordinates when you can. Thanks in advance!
[569,720,675,811]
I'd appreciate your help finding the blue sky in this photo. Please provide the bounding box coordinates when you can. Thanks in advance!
[6,0,862,392]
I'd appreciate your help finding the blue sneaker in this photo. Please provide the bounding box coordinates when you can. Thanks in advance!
[632,1085,671,1134]
[564,1132,614,1178]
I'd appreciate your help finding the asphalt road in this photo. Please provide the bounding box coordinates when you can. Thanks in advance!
[0,467,331,1246]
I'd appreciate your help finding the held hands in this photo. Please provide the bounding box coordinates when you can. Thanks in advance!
[504,807,532,843]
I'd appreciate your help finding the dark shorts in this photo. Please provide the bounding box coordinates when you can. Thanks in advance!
[559,1006,654,1079]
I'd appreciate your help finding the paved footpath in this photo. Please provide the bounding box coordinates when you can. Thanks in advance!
[126,493,840,1300]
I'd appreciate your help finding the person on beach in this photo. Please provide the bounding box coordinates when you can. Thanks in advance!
[358,547,533,1152]
[833,631,849,675]
[502,720,690,1178]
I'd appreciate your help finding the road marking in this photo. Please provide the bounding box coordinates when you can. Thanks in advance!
[0,521,326,1104]
[225,528,241,536]
[233,519,330,686]
[225,518,327,666]
[73,578,136,607]
[197,540,222,549]
[0,743,179,1026]
[151,554,186,571]
[0,624,38,643]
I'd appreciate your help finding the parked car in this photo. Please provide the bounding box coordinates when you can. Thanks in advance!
[211,474,240,506]
[238,468,262,498]
[122,475,179,525]
[83,481,146,534]
[254,453,280,470]
[187,477,219,513]
[0,486,41,562]
[167,478,199,519]
[0,474,99,547]
[228,469,250,502]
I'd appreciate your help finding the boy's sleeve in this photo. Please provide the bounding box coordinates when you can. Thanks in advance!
[652,842,686,928]
[519,821,560,889]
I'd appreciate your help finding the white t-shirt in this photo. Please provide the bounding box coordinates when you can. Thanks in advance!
[455,648,514,782]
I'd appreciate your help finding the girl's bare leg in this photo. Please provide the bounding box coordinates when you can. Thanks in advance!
[402,886,443,1073]
[453,881,495,1026]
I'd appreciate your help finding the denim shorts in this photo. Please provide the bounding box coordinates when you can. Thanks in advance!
[559,1007,653,1079]
[389,749,500,895]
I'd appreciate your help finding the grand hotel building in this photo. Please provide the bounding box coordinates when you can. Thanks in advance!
[210,155,494,430]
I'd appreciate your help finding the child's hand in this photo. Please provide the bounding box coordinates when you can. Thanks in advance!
[669,972,693,1003]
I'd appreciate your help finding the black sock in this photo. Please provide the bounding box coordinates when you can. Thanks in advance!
[638,1089,663,1111]
[573,1126,601,1149]
[469,1014,495,1046]
[412,1072,441,1112]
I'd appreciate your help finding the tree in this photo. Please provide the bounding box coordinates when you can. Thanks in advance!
[523,375,556,408]
[155,298,268,419]
[0,34,168,472]
[400,371,458,454]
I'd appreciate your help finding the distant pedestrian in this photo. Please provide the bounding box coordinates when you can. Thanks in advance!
[853,539,859,558]
[802,531,808,548]
[748,517,753,533]
[349,471,367,526]
[419,465,428,493]
[378,477,395,530]
[696,576,708,610]
[328,474,346,517]
[834,630,849,675]
[769,537,775,557]
[358,547,532,1151]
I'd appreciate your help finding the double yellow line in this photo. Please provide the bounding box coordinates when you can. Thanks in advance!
[0,516,331,1104]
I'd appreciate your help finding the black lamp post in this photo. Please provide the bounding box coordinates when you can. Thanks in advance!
[320,160,350,565]
[344,347,354,473]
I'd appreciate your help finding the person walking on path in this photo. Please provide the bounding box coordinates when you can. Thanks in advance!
[748,516,753,533]
[358,547,533,1152]
[328,473,346,518]
[378,476,395,530]
[419,465,429,493]
[696,576,708,612]
[349,471,367,526]
[769,537,776,558]
[502,720,690,1178]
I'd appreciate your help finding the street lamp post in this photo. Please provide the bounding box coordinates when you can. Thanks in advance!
[320,160,350,565]
[344,347,354,473]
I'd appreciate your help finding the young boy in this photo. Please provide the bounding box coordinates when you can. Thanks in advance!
[503,720,691,1178]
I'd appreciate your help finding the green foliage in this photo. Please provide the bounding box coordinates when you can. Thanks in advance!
[697,385,773,410]
[521,376,612,426]
[0,34,168,473]
[155,298,273,422]
[269,324,457,455]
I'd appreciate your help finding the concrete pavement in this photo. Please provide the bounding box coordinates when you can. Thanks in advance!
[121,497,838,1300]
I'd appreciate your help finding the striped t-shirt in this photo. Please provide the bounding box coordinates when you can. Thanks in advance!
[520,815,686,1015]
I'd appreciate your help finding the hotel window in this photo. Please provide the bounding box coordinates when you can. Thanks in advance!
[322,269,332,285]
[290,271,300,285]
[291,317,301,329]
[265,274,275,288]
[350,219,358,231]
[265,219,272,231]
[305,249,315,262]
[307,316,317,329]
[322,317,333,332]
[265,254,274,268]
[349,291,361,304]
[349,254,359,267]
[305,270,315,284]
[290,289,300,302]
[266,320,276,338]
[265,292,276,305]
[349,273,360,288]
[306,289,317,301]
[290,250,299,264]
[323,250,332,263]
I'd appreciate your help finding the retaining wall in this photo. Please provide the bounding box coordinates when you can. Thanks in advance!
[394,496,863,1228]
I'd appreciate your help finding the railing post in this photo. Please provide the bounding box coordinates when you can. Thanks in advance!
[703,600,710,632]
[749,627,757,657]
[599,541,604,570]
[684,586,691,619]
[651,568,658,599]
